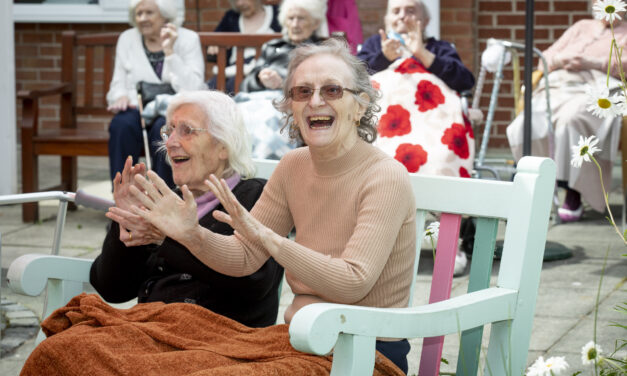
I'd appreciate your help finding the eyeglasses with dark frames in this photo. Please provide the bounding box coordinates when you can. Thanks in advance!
[160,123,208,141]
[288,84,359,102]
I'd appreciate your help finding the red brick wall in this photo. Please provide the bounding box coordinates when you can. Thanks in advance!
[13,0,591,148]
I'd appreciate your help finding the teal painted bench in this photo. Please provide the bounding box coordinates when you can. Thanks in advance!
[6,156,555,375]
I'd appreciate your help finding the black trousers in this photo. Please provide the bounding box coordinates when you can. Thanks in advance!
[376,339,410,374]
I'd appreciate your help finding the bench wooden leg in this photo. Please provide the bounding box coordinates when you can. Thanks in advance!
[61,156,78,212]
[20,99,39,223]
[21,129,39,223]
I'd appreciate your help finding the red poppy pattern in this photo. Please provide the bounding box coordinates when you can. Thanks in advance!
[414,80,445,112]
[395,143,428,173]
[441,123,470,159]
[371,79,381,90]
[394,58,428,74]
[379,105,412,138]
[459,167,470,178]
[372,57,474,177]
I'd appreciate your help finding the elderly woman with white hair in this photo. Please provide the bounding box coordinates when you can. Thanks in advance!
[239,0,327,92]
[107,0,206,190]
[95,90,284,328]
[20,91,285,374]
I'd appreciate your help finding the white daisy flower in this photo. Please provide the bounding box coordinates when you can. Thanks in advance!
[586,85,622,119]
[544,356,569,375]
[571,135,602,168]
[581,341,603,365]
[424,221,439,244]
[593,0,627,23]
[527,356,547,376]
[527,356,568,376]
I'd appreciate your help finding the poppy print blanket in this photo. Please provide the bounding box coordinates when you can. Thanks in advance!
[20,293,404,376]
[372,57,475,177]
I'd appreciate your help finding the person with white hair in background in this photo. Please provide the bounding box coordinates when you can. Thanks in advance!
[357,0,474,93]
[239,0,327,92]
[107,0,206,189]
[206,0,281,93]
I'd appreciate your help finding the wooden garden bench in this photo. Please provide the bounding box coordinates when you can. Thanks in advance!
[18,30,281,222]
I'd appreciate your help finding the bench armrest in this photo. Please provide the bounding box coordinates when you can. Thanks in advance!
[288,288,517,375]
[8,254,92,296]
[18,83,72,100]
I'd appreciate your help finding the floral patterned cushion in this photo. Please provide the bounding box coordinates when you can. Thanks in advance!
[372,57,475,177]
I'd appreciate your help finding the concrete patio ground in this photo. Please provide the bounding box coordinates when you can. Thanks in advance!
[1,153,626,375]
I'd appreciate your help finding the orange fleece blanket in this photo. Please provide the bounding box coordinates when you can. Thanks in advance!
[21,294,404,375]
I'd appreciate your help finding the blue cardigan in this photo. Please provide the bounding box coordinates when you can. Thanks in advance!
[357,34,475,93]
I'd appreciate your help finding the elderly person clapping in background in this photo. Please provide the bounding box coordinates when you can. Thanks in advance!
[358,0,474,93]
[93,90,284,327]
[107,0,206,189]
[239,0,327,92]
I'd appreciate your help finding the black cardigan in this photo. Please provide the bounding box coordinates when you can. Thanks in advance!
[90,178,284,328]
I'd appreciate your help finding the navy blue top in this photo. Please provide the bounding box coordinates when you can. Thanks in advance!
[357,34,475,93]
[211,6,281,65]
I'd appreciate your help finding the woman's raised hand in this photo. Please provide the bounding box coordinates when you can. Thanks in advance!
[205,175,282,255]
[161,23,178,56]
[379,29,403,62]
[107,206,165,247]
[130,170,200,242]
[112,156,146,211]
[106,157,165,246]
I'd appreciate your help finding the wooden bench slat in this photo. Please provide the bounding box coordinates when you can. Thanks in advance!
[84,46,94,107]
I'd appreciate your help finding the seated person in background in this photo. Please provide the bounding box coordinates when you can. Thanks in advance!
[20,40,411,376]
[357,0,474,93]
[107,0,206,189]
[506,9,627,222]
[94,90,284,328]
[206,0,281,93]
[239,0,327,92]
[323,0,363,54]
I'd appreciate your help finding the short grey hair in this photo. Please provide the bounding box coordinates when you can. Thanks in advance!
[274,38,380,144]
[385,0,430,32]
[278,0,327,39]
[129,0,182,27]
[161,90,255,179]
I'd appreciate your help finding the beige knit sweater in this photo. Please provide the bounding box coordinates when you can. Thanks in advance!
[189,139,416,322]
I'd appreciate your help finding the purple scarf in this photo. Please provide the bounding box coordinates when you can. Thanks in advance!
[194,173,241,219]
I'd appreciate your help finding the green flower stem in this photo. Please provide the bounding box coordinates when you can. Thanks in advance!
[589,154,627,244]
[593,247,610,376]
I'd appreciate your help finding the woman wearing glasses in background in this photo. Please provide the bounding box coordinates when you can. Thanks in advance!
[132,38,416,374]
[91,90,284,328]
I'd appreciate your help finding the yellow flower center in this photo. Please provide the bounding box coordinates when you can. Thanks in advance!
[598,97,612,109]
[580,146,589,157]
[606,5,616,14]
[588,348,597,359]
